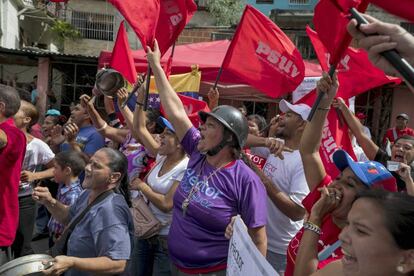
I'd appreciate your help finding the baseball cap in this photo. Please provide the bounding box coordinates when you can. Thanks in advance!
[333,149,397,192]
[45,109,61,116]
[157,116,175,133]
[355,112,367,120]
[397,113,409,120]
[279,100,311,121]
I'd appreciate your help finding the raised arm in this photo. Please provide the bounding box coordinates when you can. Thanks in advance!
[116,87,135,131]
[299,73,338,191]
[332,98,379,159]
[32,186,70,225]
[80,94,128,144]
[132,83,160,157]
[146,40,193,141]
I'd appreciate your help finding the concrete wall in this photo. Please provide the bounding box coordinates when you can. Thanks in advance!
[64,39,114,56]
[1,0,20,48]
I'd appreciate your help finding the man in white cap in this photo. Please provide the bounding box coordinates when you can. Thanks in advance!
[246,99,310,274]
[383,113,414,145]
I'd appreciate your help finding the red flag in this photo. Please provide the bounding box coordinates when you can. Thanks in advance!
[221,5,305,99]
[109,0,160,49]
[298,92,356,178]
[110,21,137,84]
[306,26,400,99]
[313,0,368,66]
[156,0,197,56]
[161,94,210,127]
[370,0,414,22]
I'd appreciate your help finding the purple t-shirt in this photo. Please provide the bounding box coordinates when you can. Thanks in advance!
[168,127,267,268]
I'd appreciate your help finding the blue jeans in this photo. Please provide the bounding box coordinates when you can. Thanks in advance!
[128,235,171,276]
[266,250,287,275]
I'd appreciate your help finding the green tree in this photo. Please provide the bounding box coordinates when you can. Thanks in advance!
[207,0,244,26]
[50,20,81,43]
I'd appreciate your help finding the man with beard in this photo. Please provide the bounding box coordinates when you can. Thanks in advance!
[246,100,311,274]
[333,98,414,193]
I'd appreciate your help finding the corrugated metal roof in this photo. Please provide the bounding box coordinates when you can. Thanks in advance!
[0,47,98,61]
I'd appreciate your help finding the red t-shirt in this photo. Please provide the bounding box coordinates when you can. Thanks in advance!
[383,127,414,144]
[285,175,342,276]
[0,118,26,246]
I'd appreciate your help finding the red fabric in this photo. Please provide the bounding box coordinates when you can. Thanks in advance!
[383,127,414,144]
[110,21,137,84]
[221,5,304,99]
[298,91,356,178]
[306,26,401,99]
[30,123,43,139]
[109,0,160,49]
[98,40,321,84]
[0,119,26,246]
[156,0,197,56]
[370,0,414,22]
[161,94,210,128]
[313,0,368,66]
[285,175,342,276]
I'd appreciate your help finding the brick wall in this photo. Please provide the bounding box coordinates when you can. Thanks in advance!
[177,27,234,44]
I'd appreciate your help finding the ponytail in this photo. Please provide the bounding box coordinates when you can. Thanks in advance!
[117,173,132,208]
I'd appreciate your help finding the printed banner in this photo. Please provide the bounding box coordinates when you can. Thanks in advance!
[227,216,278,276]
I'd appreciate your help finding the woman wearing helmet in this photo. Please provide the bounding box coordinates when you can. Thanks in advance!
[145,40,267,275]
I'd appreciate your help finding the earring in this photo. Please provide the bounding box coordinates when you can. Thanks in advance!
[397,265,404,273]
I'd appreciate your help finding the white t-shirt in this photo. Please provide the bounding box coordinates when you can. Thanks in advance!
[146,154,189,235]
[19,138,55,197]
[262,150,309,254]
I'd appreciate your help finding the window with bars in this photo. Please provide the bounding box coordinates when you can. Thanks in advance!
[71,11,114,41]
[289,0,309,4]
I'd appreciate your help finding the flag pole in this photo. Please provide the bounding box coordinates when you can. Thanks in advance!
[213,66,224,90]
[350,8,414,88]
[143,66,152,111]
[307,65,336,121]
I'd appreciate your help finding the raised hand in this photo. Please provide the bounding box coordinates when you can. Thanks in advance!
[64,123,79,143]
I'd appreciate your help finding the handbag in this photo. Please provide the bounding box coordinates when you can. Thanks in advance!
[49,190,113,257]
[130,164,163,239]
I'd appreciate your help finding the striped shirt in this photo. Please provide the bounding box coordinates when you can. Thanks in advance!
[48,179,83,236]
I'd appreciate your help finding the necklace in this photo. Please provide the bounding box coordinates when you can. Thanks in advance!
[181,159,232,217]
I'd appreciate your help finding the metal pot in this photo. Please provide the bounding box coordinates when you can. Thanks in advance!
[0,254,54,276]
[94,68,126,98]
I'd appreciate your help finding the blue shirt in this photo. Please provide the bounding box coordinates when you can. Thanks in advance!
[61,125,105,155]
[66,190,134,276]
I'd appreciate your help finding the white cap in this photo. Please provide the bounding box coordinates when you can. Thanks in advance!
[279,99,311,121]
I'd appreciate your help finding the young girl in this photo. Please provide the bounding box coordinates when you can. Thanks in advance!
[47,150,87,247]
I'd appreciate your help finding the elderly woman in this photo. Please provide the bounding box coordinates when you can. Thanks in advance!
[32,148,134,276]
[146,40,267,275]
[312,189,414,276]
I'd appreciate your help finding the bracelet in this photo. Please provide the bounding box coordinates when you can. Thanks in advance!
[136,101,144,106]
[96,122,108,132]
[303,221,322,235]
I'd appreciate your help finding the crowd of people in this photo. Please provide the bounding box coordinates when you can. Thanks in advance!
[0,13,414,276]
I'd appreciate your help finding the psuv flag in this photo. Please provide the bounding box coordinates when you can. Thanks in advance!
[221,5,305,98]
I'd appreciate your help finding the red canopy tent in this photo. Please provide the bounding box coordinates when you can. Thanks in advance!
[98,40,322,102]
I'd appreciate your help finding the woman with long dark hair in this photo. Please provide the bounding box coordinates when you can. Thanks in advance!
[33,148,133,276]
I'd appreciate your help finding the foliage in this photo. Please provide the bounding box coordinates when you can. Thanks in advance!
[50,20,81,43]
[206,0,244,26]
